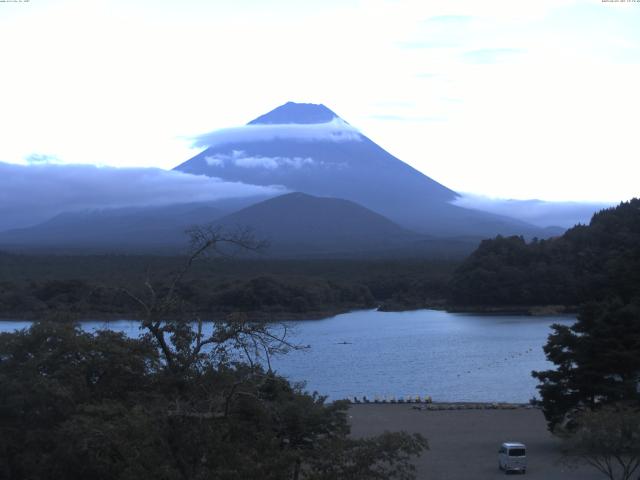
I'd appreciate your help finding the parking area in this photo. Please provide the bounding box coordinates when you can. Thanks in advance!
[349,404,605,479]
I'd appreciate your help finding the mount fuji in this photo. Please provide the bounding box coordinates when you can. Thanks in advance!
[0,102,562,255]
[175,102,551,238]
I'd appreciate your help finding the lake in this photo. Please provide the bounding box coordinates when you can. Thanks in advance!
[0,309,574,403]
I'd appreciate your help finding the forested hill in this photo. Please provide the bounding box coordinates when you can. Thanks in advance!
[449,198,640,307]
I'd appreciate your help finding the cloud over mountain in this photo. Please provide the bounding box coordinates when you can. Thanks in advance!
[192,118,362,148]
[453,194,612,228]
[205,151,315,169]
[0,162,284,231]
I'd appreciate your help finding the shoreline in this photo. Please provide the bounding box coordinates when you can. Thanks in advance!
[0,303,577,323]
[0,307,360,323]
[347,400,536,410]
[443,304,578,316]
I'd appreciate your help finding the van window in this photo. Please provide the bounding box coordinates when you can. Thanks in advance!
[508,448,525,457]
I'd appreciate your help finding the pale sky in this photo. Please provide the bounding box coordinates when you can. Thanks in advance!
[1,0,638,202]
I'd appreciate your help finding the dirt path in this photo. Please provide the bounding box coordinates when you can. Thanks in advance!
[349,404,605,479]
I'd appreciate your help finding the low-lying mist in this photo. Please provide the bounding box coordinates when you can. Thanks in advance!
[453,194,612,229]
[0,162,284,231]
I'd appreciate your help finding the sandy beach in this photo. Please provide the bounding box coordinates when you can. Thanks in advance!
[349,404,605,479]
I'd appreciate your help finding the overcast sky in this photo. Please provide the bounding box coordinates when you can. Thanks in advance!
[1,0,638,202]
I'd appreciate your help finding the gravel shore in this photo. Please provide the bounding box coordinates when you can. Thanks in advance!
[349,404,604,479]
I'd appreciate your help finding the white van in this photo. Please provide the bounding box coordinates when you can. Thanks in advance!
[498,442,526,474]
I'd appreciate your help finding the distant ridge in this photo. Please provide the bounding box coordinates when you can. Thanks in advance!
[0,201,236,253]
[215,192,422,255]
[0,193,472,257]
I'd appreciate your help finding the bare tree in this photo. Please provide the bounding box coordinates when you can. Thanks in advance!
[561,404,640,480]
[122,224,294,373]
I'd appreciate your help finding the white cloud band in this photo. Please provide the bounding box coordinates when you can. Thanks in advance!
[194,118,362,148]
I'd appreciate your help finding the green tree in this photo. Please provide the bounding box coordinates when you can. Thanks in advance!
[532,298,640,430]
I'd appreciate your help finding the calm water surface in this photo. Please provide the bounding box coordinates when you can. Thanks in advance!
[0,309,574,403]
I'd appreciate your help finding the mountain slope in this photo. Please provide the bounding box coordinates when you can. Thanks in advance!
[175,102,551,238]
[0,192,482,257]
[215,192,423,255]
[0,202,227,252]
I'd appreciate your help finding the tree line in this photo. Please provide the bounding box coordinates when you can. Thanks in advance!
[0,227,427,480]
[0,255,455,320]
[449,199,640,307]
